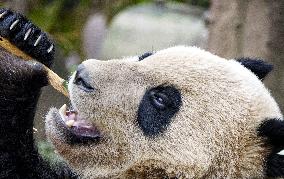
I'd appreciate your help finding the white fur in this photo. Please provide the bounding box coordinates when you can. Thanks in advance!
[46,46,282,178]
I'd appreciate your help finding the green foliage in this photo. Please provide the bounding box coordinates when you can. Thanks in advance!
[37,140,60,163]
[26,0,153,57]
[25,0,209,58]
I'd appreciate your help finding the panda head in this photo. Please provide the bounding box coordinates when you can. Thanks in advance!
[45,46,284,178]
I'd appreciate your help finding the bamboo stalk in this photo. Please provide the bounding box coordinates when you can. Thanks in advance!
[0,36,69,97]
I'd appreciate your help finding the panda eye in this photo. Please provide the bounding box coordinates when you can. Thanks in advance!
[138,85,182,136]
[74,68,95,92]
[149,90,170,110]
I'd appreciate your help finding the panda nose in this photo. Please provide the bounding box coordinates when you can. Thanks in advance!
[73,64,95,92]
[75,64,85,77]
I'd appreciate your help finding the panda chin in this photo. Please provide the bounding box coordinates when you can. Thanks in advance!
[55,103,101,144]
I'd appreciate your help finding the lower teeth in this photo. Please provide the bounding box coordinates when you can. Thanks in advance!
[66,120,75,127]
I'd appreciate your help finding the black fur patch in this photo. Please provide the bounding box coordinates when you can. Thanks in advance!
[258,118,284,177]
[265,153,284,177]
[258,118,284,147]
[0,8,54,67]
[137,85,182,137]
[0,27,76,178]
[236,57,273,80]
[138,52,153,61]
[73,64,95,92]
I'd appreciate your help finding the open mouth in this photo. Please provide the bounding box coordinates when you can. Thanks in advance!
[55,104,101,144]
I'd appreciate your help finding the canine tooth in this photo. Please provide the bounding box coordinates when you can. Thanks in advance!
[66,120,75,127]
[24,28,32,40]
[59,104,67,115]
[10,19,19,30]
[0,11,7,19]
[34,34,42,46]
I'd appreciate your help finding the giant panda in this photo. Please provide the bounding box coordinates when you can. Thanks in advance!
[1,8,284,179]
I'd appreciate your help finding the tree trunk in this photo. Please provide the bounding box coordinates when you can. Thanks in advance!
[207,0,284,112]
[265,1,284,112]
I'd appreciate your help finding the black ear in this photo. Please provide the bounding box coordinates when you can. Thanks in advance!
[258,119,284,177]
[138,52,153,61]
[236,57,273,80]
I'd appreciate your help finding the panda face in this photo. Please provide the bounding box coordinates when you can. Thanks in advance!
[45,46,282,178]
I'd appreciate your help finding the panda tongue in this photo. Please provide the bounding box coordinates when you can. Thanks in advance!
[66,111,92,128]
[58,104,100,139]
[65,111,100,138]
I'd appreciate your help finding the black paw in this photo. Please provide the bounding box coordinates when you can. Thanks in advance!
[0,8,55,67]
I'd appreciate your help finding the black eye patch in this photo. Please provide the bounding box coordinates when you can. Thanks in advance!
[137,85,182,137]
[138,52,153,61]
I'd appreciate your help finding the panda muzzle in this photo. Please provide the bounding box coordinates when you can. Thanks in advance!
[57,104,101,144]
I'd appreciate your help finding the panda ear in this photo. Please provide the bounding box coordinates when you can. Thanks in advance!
[258,119,284,177]
[236,57,273,80]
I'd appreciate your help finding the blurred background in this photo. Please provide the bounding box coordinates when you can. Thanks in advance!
[0,0,283,162]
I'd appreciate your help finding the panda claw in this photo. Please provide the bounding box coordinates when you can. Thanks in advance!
[24,28,32,41]
[9,19,19,30]
[47,44,54,53]
[0,8,55,67]
[34,34,42,47]
[0,11,7,19]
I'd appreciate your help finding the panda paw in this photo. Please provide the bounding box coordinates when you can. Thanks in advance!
[0,8,55,67]
[0,48,49,91]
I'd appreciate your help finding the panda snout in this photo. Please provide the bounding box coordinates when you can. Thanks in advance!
[73,64,95,92]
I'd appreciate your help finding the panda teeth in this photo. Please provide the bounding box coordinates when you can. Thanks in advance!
[65,119,75,127]
[59,104,67,120]
[59,104,80,128]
